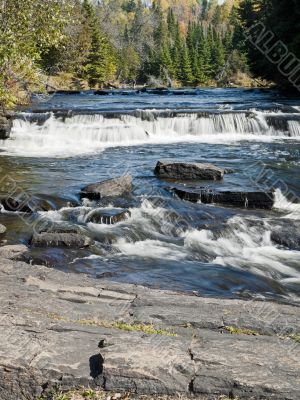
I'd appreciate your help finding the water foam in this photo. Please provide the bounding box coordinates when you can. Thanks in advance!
[38,198,300,283]
[183,215,300,282]
[274,189,300,219]
[1,110,300,157]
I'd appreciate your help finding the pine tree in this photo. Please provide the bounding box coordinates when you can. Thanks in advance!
[193,50,207,85]
[167,8,177,42]
[211,33,225,77]
[179,45,194,85]
[198,26,212,79]
[81,0,116,88]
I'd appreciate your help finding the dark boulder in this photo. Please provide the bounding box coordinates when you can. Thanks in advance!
[173,187,275,210]
[31,228,94,248]
[80,175,133,200]
[139,87,169,95]
[85,208,131,225]
[48,90,81,95]
[271,222,300,250]
[94,90,111,95]
[0,195,79,214]
[154,161,224,181]
[0,109,12,140]
[0,197,35,213]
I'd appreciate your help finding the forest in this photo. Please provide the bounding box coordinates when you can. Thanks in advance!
[0,0,299,107]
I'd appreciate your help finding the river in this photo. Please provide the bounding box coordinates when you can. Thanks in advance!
[0,88,300,303]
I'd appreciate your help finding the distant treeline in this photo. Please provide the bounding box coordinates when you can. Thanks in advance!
[0,0,299,107]
[239,0,300,92]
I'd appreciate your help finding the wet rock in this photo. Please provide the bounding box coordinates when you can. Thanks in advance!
[94,90,111,95]
[48,90,81,95]
[271,222,300,250]
[0,197,35,213]
[224,168,235,174]
[34,194,80,211]
[0,109,12,140]
[173,187,275,210]
[80,175,133,200]
[85,208,131,225]
[31,228,94,248]
[0,195,79,214]
[154,161,224,181]
[139,87,169,95]
[96,271,118,279]
[0,224,6,234]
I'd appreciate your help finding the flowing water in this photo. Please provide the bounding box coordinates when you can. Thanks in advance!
[0,88,300,302]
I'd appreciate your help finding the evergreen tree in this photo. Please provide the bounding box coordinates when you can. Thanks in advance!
[179,45,194,85]
[211,34,225,76]
[167,8,177,42]
[81,0,116,87]
[239,0,300,89]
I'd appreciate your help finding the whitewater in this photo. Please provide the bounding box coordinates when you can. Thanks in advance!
[0,88,299,303]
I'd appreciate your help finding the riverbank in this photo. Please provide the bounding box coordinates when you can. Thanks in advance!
[0,245,299,400]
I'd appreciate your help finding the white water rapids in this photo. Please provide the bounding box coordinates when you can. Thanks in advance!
[1,110,300,157]
[0,100,299,300]
[35,190,300,299]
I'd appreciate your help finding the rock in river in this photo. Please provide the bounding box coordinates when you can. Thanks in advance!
[0,224,6,234]
[0,195,79,214]
[0,108,12,140]
[80,175,133,200]
[31,228,94,248]
[154,161,224,181]
[271,221,300,250]
[173,187,275,210]
[0,197,34,213]
[85,208,131,225]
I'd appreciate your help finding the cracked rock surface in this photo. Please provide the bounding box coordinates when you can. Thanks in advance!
[0,250,299,399]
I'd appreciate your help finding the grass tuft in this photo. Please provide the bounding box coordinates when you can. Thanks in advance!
[289,333,300,343]
[224,326,261,336]
[77,319,177,336]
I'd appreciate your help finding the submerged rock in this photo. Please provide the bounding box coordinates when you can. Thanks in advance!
[31,228,94,248]
[154,161,224,181]
[173,187,275,210]
[0,224,6,234]
[85,208,131,225]
[271,222,300,250]
[80,175,133,200]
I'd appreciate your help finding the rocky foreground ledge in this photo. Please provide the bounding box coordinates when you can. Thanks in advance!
[0,247,299,400]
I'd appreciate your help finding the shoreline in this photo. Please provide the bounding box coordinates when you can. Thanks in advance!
[0,246,299,400]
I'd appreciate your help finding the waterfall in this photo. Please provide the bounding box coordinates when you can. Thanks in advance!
[1,110,300,157]
[288,120,300,137]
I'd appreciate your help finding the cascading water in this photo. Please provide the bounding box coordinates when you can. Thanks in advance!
[288,120,300,137]
[0,89,299,302]
[1,110,300,157]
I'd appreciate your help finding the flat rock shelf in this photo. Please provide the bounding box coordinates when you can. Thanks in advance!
[0,249,299,400]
